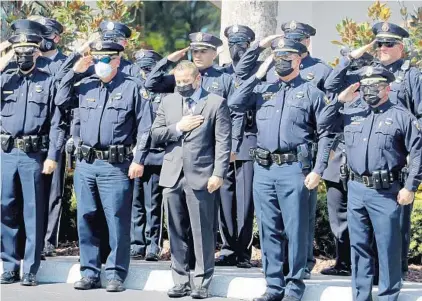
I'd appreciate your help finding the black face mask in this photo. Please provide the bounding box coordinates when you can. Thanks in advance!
[229,44,247,62]
[16,54,35,71]
[176,84,195,98]
[275,59,294,77]
[361,86,382,106]
[39,38,57,52]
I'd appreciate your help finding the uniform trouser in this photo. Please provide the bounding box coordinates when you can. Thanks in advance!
[400,204,412,274]
[348,181,401,301]
[254,162,309,299]
[306,189,317,272]
[43,150,66,248]
[164,174,216,289]
[1,149,45,274]
[74,159,132,282]
[131,165,163,256]
[219,160,254,262]
[324,180,351,269]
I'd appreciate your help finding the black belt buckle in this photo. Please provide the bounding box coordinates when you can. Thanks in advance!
[95,150,104,160]
[272,154,282,165]
[362,175,371,187]
[380,170,390,189]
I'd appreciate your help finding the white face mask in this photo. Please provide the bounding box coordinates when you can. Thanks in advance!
[95,61,113,78]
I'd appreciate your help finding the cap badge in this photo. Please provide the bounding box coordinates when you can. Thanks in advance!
[195,32,203,42]
[365,66,374,77]
[138,49,145,58]
[19,34,27,43]
[107,22,115,31]
[95,41,103,51]
[232,25,239,33]
[39,17,47,25]
[278,39,284,48]
[381,22,389,32]
[290,20,297,30]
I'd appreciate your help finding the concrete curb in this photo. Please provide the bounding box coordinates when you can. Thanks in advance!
[1,258,421,300]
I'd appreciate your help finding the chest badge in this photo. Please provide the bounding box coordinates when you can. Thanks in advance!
[306,73,315,81]
[413,120,421,131]
[262,92,273,101]
[211,81,219,90]
[86,98,96,102]
[35,85,43,93]
[384,118,393,126]
[140,88,150,100]
[296,91,305,99]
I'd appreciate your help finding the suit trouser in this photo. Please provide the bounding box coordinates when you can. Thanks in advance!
[348,180,401,301]
[1,149,45,274]
[219,160,254,261]
[131,165,163,256]
[254,162,309,299]
[74,159,132,281]
[325,180,351,269]
[164,175,216,289]
[43,150,66,248]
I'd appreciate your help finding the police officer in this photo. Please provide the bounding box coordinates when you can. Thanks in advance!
[215,24,256,268]
[229,39,331,301]
[0,19,64,286]
[235,22,333,277]
[55,40,152,292]
[318,65,422,301]
[130,49,165,261]
[324,21,422,279]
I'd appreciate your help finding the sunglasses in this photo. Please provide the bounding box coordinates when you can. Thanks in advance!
[228,41,249,48]
[376,41,397,48]
[92,56,117,64]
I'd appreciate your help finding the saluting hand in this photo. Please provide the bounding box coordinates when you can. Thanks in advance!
[177,114,205,132]
[259,34,284,48]
[0,40,11,53]
[304,172,321,190]
[397,188,414,206]
[73,55,93,74]
[256,54,274,80]
[128,162,144,179]
[167,47,190,63]
[349,41,375,59]
[338,83,360,103]
[42,159,58,174]
[207,176,223,194]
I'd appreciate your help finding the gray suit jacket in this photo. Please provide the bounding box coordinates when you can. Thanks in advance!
[151,88,232,190]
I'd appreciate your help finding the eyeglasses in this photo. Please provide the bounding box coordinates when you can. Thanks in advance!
[376,41,397,48]
[361,83,389,91]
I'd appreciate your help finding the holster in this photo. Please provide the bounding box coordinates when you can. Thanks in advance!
[0,135,12,152]
[81,145,93,163]
[339,150,349,191]
[297,144,312,170]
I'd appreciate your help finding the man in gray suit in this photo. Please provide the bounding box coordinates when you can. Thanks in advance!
[151,61,232,299]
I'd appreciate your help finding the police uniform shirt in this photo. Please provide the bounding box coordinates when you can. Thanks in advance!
[229,74,331,175]
[1,68,64,161]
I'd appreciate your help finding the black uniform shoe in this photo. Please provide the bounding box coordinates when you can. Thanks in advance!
[106,279,125,292]
[74,277,101,290]
[282,296,300,301]
[1,271,20,284]
[167,283,191,298]
[215,255,237,266]
[253,292,284,301]
[130,249,145,260]
[43,243,56,257]
[191,287,209,299]
[236,260,252,269]
[21,273,37,286]
[145,253,159,262]
[320,266,351,276]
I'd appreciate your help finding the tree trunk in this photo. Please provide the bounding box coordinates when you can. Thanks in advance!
[219,0,278,65]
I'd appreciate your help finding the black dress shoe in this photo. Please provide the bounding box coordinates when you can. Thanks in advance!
[130,249,145,260]
[215,255,237,266]
[21,273,37,286]
[74,277,101,290]
[167,284,191,298]
[106,279,125,292]
[253,292,283,301]
[1,271,20,284]
[145,253,159,262]
[320,266,351,276]
[43,243,56,257]
[237,260,252,269]
[191,287,208,299]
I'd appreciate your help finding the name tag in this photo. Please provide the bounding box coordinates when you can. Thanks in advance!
[3,91,13,94]
[87,98,96,102]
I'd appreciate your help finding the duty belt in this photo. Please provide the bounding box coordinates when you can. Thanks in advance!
[349,170,400,189]
[92,146,133,160]
[0,134,48,153]
[250,147,297,166]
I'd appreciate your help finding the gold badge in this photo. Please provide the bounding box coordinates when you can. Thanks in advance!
[277,39,284,48]
[195,32,203,42]
[19,34,27,43]
[232,25,239,33]
[107,22,115,30]
[140,70,146,80]
[365,66,373,77]
[290,20,297,30]
[296,91,304,98]
[413,121,421,131]
[141,88,150,99]
[381,22,389,32]
[324,96,330,105]
[35,85,43,93]
[306,73,315,81]
[95,41,103,51]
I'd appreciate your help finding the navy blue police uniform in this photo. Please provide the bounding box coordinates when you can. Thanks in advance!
[0,20,65,286]
[130,49,165,261]
[229,39,331,301]
[55,40,152,291]
[215,24,257,268]
[318,66,422,301]
[324,22,422,278]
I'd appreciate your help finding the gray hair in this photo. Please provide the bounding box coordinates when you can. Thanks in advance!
[174,60,199,78]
